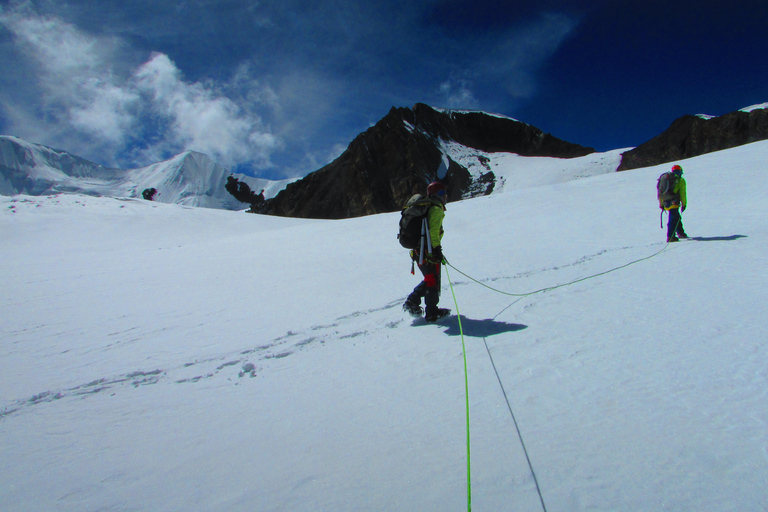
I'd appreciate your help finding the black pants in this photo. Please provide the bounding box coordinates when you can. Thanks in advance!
[667,208,685,239]
[408,261,441,316]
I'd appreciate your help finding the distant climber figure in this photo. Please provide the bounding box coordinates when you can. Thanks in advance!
[657,164,688,242]
[402,181,451,323]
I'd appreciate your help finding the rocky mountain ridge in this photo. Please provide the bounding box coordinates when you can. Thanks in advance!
[618,103,768,171]
[3,102,768,217]
[258,103,595,219]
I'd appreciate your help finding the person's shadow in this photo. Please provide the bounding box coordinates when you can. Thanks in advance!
[414,315,527,337]
[689,235,747,242]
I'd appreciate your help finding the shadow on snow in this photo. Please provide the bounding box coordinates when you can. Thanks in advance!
[689,234,747,242]
[414,315,528,337]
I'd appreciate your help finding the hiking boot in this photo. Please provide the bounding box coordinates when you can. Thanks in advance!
[667,236,679,243]
[403,300,423,318]
[425,308,451,323]
[677,232,689,239]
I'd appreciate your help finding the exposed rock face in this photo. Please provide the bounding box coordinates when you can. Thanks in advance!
[259,103,594,219]
[618,108,768,171]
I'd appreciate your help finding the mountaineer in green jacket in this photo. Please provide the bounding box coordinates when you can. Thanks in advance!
[403,181,451,323]
[658,164,688,242]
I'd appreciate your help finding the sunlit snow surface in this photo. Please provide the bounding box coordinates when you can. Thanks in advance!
[2,141,767,511]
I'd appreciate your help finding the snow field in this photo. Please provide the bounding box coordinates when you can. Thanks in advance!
[2,141,768,511]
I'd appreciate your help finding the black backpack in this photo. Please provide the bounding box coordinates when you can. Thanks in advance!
[397,194,434,249]
[657,172,679,201]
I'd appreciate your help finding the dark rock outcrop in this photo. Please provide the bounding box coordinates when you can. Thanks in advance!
[259,103,594,219]
[142,187,157,201]
[225,175,265,210]
[618,108,768,171]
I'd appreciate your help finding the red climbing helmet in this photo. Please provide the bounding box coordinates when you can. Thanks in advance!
[426,181,447,197]
[671,164,683,175]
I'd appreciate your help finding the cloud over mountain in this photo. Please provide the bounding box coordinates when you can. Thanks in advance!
[0,1,585,179]
[0,5,279,170]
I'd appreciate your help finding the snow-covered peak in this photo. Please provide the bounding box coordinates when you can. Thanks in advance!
[740,102,768,113]
[432,106,523,124]
[694,102,768,119]
[125,151,231,208]
[0,136,290,210]
[0,135,122,196]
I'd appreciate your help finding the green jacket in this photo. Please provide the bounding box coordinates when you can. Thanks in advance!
[676,177,687,208]
[426,199,445,249]
[661,176,687,210]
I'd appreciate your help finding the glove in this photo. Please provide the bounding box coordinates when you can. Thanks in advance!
[431,246,444,263]
[681,205,686,212]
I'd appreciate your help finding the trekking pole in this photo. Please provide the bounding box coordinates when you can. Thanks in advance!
[425,218,433,254]
[419,218,426,265]
[660,209,664,229]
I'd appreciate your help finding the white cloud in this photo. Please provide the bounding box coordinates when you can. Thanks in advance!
[0,2,581,177]
[133,53,279,167]
[485,12,578,99]
[438,80,480,109]
[69,79,140,144]
[0,6,280,169]
[430,11,579,109]
[0,7,138,144]
[327,143,348,163]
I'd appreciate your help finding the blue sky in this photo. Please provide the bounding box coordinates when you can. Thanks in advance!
[1,0,766,179]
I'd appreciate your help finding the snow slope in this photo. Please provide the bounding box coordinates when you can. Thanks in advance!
[1,141,767,511]
[439,139,626,195]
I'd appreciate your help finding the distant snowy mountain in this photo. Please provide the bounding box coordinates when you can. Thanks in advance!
[0,136,123,196]
[122,150,238,209]
[0,135,293,210]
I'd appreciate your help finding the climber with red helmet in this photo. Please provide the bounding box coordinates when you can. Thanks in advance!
[403,181,451,322]
[658,164,688,242]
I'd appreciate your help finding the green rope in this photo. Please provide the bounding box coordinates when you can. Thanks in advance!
[443,263,471,512]
[438,238,677,512]
[445,242,672,300]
